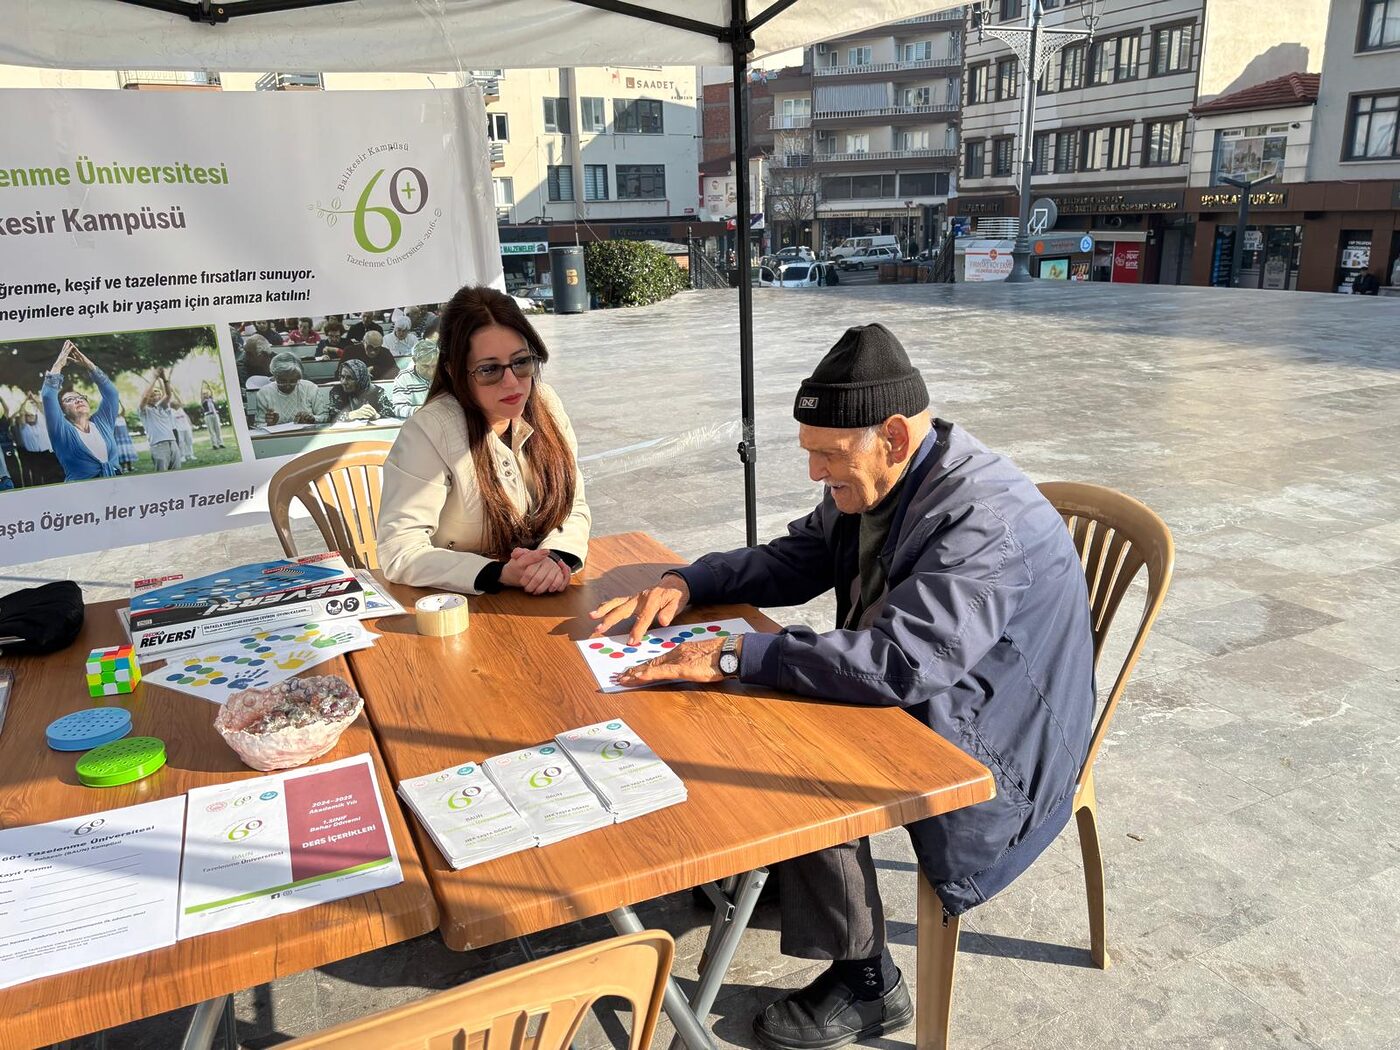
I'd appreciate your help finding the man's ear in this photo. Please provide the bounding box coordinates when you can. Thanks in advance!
[884,415,912,461]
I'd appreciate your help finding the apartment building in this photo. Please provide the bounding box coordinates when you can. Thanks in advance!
[484,66,709,288]
[954,0,1329,284]
[765,9,966,253]
[1185,0,1400,292]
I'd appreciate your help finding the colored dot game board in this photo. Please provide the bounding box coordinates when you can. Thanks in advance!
[574,618,754,693]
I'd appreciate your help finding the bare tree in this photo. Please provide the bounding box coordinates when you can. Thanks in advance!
[764,129,820,249]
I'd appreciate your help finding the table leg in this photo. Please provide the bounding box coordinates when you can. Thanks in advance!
[181,995,233,1050]
[221,995,239,1049]
[608,905,716,1050]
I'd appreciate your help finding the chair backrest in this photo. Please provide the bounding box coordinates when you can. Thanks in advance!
[267,441,393,570]
[1038,481,1174,783]
[280,929,674,1050]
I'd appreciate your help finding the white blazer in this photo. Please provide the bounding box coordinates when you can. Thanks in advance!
[376,383,590,594]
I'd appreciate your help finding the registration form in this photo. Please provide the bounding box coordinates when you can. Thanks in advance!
[0,795,185,990]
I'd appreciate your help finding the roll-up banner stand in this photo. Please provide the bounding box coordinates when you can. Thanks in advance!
[0,85,501,566]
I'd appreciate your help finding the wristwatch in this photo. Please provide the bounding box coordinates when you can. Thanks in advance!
[718,634,741,678]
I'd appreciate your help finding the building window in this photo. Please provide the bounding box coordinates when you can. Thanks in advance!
[996,57,1019,101]
[581,97,606,132]
[900,86,933,107]
[583,164,609,201]
[1345,91,1400,159]
[851,174,896,198]
[1116,33,1141,80]
[1032,131,1052,175]
[1107,124,1133,169]
[542,97,570,134]
[821,176,852,200]
[901,40,933,62]
[1080,127,1105,170]
[488,113,509,141]
[1000,0,1023,19]
[964,139,986,178]
[848,46,873,67]
[779,97,812,126]
[897,129,931,150]
[967,63,989,104]
[1059,43,1085,90]
[1151,23,1194,76]
[1088,33,1140,85]
[546,165,574,202]
[1053,130,1079,173]
[613,98,663,134]
[899,172,948,196]
[493,177,514,206]
[844,133,870,154]
[1360,0,1400,50]
[616,164,666,199]
[992,136,1015,176]
[1142,117,1187,165]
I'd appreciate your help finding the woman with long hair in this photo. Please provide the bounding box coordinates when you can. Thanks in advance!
[377,285,589,595]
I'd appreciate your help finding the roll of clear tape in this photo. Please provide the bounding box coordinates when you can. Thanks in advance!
[415,593,469,637]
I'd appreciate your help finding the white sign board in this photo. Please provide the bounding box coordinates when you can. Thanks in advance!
[0,86,500,566]
[961,240,1015,282]
[703,175,737,220]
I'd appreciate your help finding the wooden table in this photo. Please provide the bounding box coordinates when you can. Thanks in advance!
[349,531,994,1048]
[0,600,438,1050]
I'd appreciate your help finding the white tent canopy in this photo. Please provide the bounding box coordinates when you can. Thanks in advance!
[5,0,961,72]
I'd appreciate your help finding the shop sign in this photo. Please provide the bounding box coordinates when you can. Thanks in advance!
[1340,240,1371,270]
[1242,229,1263,252]
[959,199,1007,216]
[703,175,737,220]
[1111,244,1143,283]
[964,243,1014,282]
[1031,231,1093,256]
[1197,188,1289,209]
[626,77,676,91]
[1055,190,1183,215]
[500,241,548,255]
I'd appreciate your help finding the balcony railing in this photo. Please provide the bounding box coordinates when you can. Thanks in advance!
[254,72,322,91]
[816,148,959,163]
[813,103,960,121]
[814,57,962,77]
[489,142,505,168]
[769,115,813,130]
[894,9,966,24]
[119,70,221,88]
[769,154,814,168]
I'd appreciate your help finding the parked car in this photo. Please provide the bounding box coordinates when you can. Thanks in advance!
[758,261,839,288]
[838,246,901,271]
[829,234,901,261]
[774,245,815,262]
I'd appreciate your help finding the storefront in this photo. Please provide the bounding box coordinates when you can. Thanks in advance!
[950,187,1192,285]
[499,239,550,293]
[816,204,947,256]
[498,219,728,292]
[1186,181,1400,294]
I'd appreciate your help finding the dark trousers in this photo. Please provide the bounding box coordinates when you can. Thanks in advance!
[776,837,887,961]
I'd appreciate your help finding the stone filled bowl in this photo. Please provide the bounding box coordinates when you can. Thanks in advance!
[214,674,363,771]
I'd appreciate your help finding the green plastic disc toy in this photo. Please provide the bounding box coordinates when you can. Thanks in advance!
[76,736,167,788]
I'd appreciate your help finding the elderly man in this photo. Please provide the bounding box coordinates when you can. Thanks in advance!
[254,352,327,427]
[592,323,1095,1050]
[390,339,438,419]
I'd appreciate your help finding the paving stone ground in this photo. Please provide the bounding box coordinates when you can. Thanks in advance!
[22,281,1400,1050]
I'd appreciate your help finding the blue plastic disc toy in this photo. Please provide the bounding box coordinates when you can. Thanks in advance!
[46,707,133,752]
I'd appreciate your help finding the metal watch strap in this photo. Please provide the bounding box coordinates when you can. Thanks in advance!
[720,633,741,677]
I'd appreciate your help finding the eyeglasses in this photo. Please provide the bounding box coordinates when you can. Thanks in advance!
[60,394,88,405]
[467,353,541,386]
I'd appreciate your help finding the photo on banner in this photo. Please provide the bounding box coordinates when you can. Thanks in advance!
[0,84,500,566]
[231,304,443,461]
[0,326,239,491]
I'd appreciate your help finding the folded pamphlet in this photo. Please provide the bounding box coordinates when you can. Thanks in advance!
[483,742,614,845]
[397,761,536,869]
[554,719,687,822]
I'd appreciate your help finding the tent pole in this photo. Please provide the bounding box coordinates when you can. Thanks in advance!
[730,0,759,547]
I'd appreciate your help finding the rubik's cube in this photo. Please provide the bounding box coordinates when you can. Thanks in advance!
[85,644,141,697]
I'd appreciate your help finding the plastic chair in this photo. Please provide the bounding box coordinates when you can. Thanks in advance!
[915,482,1174,1050]
[279,929,675,1050]
[266,441,393,570]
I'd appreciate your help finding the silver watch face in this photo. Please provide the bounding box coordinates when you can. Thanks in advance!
[720,652,740,675]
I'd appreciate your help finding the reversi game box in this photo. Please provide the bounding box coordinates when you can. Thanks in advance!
[127,555,367,657]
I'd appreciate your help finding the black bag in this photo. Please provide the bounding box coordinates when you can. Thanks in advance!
[0,580,85,655]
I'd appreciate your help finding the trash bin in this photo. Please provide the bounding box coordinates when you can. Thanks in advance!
[549,246,588,314]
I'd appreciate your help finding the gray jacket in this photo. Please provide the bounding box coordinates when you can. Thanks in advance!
[675,422,1095,914]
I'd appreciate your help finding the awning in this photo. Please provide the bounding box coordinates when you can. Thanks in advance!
[4,1,961,72]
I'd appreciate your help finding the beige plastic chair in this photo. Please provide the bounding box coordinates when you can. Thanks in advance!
[281,929,674,1050]
[266,441,393,570]
[915,482,1174,1050]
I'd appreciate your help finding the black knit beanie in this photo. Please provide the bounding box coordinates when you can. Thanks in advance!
[793,323,929,428]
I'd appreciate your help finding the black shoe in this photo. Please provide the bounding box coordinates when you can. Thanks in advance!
[753,968,913,1050]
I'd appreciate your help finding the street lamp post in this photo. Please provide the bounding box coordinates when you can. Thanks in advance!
[973,0,1103,283]
[1220,173,1277,289]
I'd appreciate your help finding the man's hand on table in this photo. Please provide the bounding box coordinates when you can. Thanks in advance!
[589,572,691,644]
[612,634,741,688]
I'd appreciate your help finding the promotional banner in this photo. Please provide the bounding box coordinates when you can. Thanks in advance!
[0,85,500,566]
